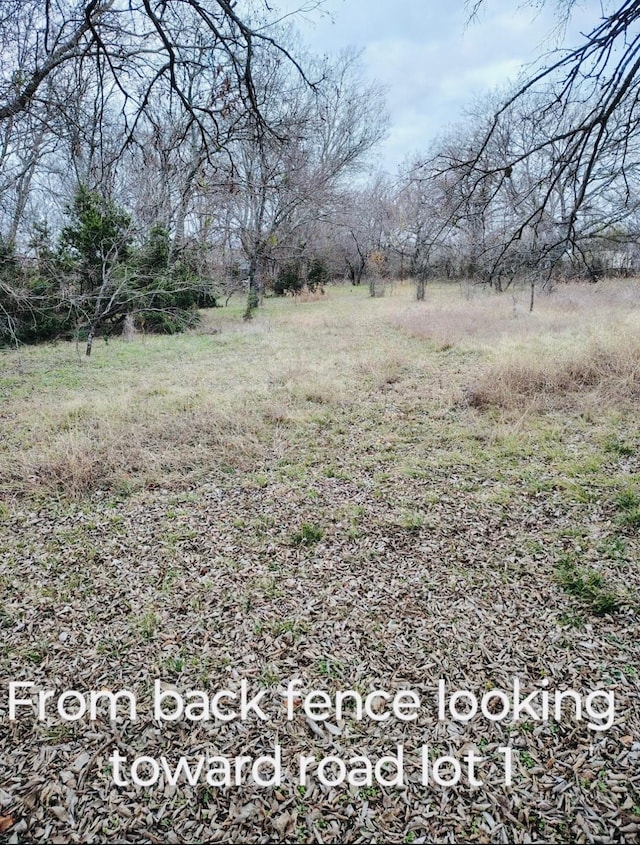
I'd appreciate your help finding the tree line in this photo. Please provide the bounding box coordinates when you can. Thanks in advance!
[2,1,640,349]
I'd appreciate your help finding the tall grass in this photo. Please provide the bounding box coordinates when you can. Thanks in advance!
[393,279,640,410]
[0,288,419,497]
[2,280,639,498]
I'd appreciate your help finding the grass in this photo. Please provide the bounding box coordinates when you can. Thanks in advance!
[466,338,640,410]
[615,489,640,529]
[1,279,639,624]
[290,522,324,546]
[555,555,622,616]
[392,280,640,411]
[1,289,425,497]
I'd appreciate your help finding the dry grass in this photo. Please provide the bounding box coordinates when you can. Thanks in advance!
[0,288,425,497]
[467,332,640,410]
[2,281,640,843]
[0,347,272,496]
[2,280,640,497]
[395,278,640,348]
[393,279,640,410]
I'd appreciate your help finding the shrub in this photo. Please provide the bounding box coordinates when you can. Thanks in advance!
[59,185,132,294]
[307,257,329,292]
[273,263,303,296]
[1,202,223,346]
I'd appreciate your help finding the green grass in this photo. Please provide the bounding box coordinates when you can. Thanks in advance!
[136,610,159,641]
[290,522,324,546]
[615,489,640,529]
[555,555,622,616]
[603,436,635,457]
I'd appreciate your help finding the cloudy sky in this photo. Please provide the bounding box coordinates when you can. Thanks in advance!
[273,0,604,173]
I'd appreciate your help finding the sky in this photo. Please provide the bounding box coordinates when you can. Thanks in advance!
[272,0,605,174]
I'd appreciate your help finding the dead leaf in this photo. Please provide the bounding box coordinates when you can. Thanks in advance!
[0,815,14,834]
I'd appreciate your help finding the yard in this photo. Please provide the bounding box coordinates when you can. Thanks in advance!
[1,280,639,843]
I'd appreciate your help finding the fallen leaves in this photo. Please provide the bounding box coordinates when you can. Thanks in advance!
[1,292,639,842]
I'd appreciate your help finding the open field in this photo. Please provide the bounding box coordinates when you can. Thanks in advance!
[1,281,640,843]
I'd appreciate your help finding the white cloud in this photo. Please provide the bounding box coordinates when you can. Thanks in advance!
[273,0,606,172]
[440,59,525,99]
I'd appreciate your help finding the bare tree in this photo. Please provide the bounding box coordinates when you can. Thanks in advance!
[0,3,319,254]
[204,47,387,317]
[432,1,640,282]
[393,160,459,299]
[0,1,317,143]
[328,176,395,288]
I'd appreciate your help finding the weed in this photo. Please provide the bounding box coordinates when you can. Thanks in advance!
[164,655,185,675]
[290,522,324,546]
[42,724,75,742]
[136,610,158,641]
[96,638,124,659]
[603,436,634,456]
[597,536,628,560]
[591,591,622,615]
[317,658,342,679]
[256,576,283,599]
[616,489,640,511]
[271,619,308,637]
[397,510,424,533]
[520,751,535,769]
[161,568,179,594]
[260,665,279,686]
[558,610,585,629]
[555,556,621,615]
[529,812,546,833]
[24,646,46,664]
[616,500,640,529]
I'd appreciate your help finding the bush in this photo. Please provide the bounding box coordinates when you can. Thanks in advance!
[273,263,303,296]
[1,200,223,346]
[59,185,132,293]
[307,257,329,292]
[0,237,75,345]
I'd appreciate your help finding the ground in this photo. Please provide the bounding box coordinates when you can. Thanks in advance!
[1,281,639,843]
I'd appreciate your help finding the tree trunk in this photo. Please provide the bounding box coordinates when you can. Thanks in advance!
[529,280,535,313]
[369,273,385,297]
[85,261,111,355]
[243,250,261,320]
[86,327,95,356]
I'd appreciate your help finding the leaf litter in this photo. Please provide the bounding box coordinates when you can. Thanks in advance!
[1,291,640,843]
